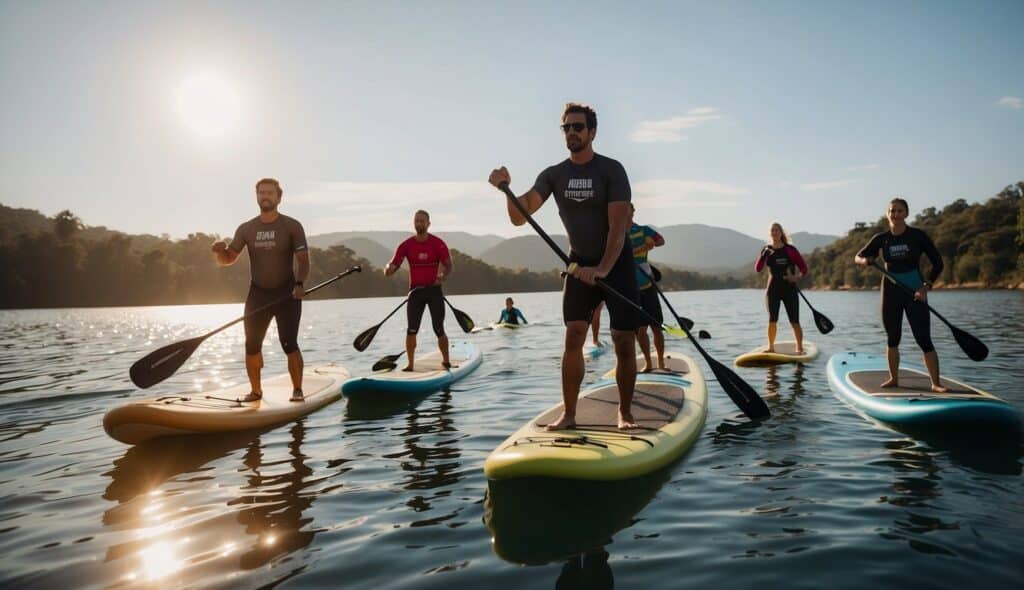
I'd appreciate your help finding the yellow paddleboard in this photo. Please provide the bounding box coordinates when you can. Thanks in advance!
[734,341,818,367]
[484,353,707,481]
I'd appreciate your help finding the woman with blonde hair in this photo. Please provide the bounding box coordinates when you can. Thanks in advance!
[754,222,808,353]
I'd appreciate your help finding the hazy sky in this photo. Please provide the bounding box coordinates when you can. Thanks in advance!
[2,1,1021,241]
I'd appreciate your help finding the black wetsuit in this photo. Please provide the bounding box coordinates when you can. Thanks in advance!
[229,215,307,356]
[532,154,638,331]
[857,227,943,352]
[757,245,806,324]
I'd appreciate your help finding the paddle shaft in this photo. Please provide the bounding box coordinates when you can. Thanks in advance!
[636,266,694,331]
[871,262,956,330]
[202,266,360,341]
[501,183,767,418]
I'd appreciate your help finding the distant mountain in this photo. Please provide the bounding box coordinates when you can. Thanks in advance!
[789,231,841,253]
[307,230,505,259]
[330,237,393,267]
[474,224,840,272]
[479,234,571,271]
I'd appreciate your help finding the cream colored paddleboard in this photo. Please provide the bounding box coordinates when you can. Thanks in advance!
[104,364,349,445]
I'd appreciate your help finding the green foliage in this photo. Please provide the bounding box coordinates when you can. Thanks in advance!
[804,182,1023,288]
[0,207,737,309]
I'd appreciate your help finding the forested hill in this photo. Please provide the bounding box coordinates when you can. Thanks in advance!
[805,182,1023,289]
[0,206,741,309]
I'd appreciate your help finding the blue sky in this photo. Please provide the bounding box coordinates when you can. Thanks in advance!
[1,1,1021,242]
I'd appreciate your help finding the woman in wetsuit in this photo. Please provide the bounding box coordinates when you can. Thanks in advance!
[855,197,947,392]
[755,223,808,353]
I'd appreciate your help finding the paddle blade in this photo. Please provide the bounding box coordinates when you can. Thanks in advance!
[353,324,381,352]
[129,336,205,388]
[678,316,695,332]
[812,309,835,335]
[452,307,475,333]
[707,358,771,419]
[662,325,688,338]
[952,325,988,361]
[371,354,403,372]
[698,330,712,339]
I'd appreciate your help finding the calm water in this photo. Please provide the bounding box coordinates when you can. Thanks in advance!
[1,289,1022,589]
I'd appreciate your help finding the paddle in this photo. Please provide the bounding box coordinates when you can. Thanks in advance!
[793,284,834,334]
[637,266,694,332]
[365,292,474,369]
[498,182,769,419]
[870,261,988,361]
[129,266,362,389]
[443,295,475,332]
[352,287,421,352]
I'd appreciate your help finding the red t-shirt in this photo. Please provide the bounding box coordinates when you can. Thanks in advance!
[390,234,451,288]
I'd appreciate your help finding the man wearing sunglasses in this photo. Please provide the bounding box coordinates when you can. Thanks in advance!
[488,102,639,430]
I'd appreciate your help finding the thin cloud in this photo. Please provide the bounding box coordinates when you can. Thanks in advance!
[847,163,879,171]
[633,179,748,208]
[799,179,855,191]
[997,96,1022,109]
[630,107,723,143]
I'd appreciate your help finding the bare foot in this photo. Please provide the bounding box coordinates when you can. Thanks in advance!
[402,365,414,372]
[545,413,576,431]
[441,361,453,370]
[795,349,805,355]
[641,365,653,373]
[289,389,304,402]
[930,383,950,393]
[618,412,639,430]
[880,378,899,388]
[240,392,262,403]
[766,348,775,353]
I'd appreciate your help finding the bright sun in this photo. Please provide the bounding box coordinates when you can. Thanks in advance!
[175,70,241,139]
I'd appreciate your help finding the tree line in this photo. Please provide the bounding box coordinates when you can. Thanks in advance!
[793,182,1023,289]
[0,205,742,309]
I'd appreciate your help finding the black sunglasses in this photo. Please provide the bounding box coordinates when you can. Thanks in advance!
[559,122,587,133]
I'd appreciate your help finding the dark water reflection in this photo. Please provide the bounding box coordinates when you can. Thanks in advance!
[0,291,1022,588]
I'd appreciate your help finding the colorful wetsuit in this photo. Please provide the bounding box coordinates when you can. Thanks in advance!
[857,227,943,352]
[390,234,451,336]
[630,222,664,327]
[755,244,807,324]
[228,214,308,355]
[498,307,528,325]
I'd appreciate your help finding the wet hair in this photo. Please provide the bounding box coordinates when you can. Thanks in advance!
[506,297,514,304]
[889,197,909,213]
[255,178,283,197]
[415,209,430,220]
[770,222,790,245]
[562,102,597,130]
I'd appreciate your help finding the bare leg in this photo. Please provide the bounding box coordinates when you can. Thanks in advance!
[404,333,416,371]
[767,322,777,352]
[438,334,451,368]
[881,346,899,387]
[791,323,804,354]
[590,303,603,346]
[287,350,304,389]
[611,329,638,429]
[245,353,264,396]
[548,322,588,430]
[635,326,653,372]
[653,326,665,369]
[923,350,949,393]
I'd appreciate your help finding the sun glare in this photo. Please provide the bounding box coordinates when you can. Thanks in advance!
[175,70,241,139]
